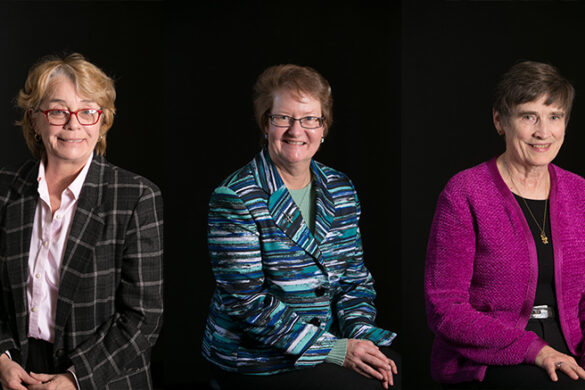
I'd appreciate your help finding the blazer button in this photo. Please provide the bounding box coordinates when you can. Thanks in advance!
[309,317,321,327]
[315,287,326,297]
[55,349,65,358]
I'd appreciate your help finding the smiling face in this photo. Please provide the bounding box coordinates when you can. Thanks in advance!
[33,75,102,170]
[494,94,566,169]
[266,89,324,174]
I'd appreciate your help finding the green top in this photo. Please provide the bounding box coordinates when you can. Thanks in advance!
[325,338,348,366]
[290,181,347,366]
[289,181,315,233]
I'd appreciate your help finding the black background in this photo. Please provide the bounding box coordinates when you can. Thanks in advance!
[1,1,585,389]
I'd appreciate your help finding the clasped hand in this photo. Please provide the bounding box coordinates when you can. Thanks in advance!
[343,339,398,389]
[0,354,76,390]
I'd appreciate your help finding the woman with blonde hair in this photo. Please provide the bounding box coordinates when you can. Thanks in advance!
[0,53,163,390]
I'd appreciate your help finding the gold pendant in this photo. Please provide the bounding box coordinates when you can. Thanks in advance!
[541,232,549,245]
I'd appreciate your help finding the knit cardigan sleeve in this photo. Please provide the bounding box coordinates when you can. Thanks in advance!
[424,172,546,366]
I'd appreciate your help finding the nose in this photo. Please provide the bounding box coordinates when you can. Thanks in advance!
[64,112,83,129]
[286,119,304,135]
[533,119,550,139]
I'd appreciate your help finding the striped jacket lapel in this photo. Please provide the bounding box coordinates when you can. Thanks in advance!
[54,156,106,343]
[311,161,335,244]
[255,150,335,264]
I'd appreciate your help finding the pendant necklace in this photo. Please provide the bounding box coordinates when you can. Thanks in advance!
[503,158,549,245]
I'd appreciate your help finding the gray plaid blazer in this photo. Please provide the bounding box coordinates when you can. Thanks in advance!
[0,155,163,389]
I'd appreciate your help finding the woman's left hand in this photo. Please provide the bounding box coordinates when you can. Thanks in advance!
[344,339,398,388]
[26,372,76,390]
[535,345,585,382]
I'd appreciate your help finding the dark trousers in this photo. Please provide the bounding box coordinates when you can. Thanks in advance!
[443,319,585,390]
[26,338,55,374]
[211,347,402,390]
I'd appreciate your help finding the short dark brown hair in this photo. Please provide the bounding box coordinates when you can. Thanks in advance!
[253,64,333,143]
[493,61,574,122]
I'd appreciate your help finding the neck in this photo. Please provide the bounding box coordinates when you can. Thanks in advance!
[275,163,312,190]
[44,157,86,196]
[497,154,550,200]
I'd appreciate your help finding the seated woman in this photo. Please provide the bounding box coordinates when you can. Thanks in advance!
[202,64,400,389]
[425,60,585,389]
[0,53,163,390]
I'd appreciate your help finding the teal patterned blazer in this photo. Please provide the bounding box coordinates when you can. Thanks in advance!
[202,149,396,375]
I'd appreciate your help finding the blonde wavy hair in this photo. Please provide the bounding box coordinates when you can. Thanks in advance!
[16,53,116,160]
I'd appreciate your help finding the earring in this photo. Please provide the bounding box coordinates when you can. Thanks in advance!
[34,132,41,142]
[321,137,325,144]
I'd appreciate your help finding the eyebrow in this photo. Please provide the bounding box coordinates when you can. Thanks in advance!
[516,110,565,117]
[47,98,97,104]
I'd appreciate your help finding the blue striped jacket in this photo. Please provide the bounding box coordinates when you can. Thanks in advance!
[202,149,396,374]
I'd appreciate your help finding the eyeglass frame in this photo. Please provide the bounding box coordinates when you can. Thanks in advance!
[266,114,325,129]
[36,108,104,126]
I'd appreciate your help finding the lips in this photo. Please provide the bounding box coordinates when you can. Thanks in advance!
[57,137,84,143]
[529,143,551,150]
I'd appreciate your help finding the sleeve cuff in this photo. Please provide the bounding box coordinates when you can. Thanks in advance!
[67,366,81,390]
[524,338,548,364]
[324,338,348,366]
[294,330,338,368]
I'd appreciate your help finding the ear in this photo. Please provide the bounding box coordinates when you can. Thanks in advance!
[493,109,504,135]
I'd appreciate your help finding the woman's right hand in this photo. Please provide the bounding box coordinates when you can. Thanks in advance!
[0,353,40,390]
[343,339,397,388]
[535,345,585,382]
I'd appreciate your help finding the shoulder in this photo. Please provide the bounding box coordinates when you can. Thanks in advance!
[443,161,492,192]
[0,160,38,198]
[314,160,353,186]
[92,157,163,210]
[435,160,499,212]
[551,164,585,189]
[217,161,256,191]
[551,164,585,201]
[97,157,159,190]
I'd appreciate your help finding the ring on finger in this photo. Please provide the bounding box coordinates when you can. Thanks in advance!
[556,362,563,369]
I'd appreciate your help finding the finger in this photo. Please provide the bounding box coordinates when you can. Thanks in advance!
[357,361,384,381]
[560,363,585,381]
[14,371,42,386]
[379,368,389,390]
[29,372,53,383]
[352,363,377,380]
[546,363,559,382]
[4,380,29,390]
[384,368,394,387]
[573,364,585,380]
[388,358,398,375]
[362,350,392,371]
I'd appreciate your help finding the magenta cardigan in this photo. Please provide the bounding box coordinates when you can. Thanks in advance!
[425,157,585,384]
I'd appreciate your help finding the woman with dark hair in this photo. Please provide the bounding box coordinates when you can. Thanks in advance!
[202,64,400,389]
[425,61,585,389]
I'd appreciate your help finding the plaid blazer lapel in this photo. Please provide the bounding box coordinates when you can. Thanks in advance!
[3,161,38,345]
[54,157,106,344]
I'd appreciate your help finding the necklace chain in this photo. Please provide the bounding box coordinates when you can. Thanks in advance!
[503,158,549,245]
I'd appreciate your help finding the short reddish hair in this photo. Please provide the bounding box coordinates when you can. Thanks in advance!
[253,64,333,143]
